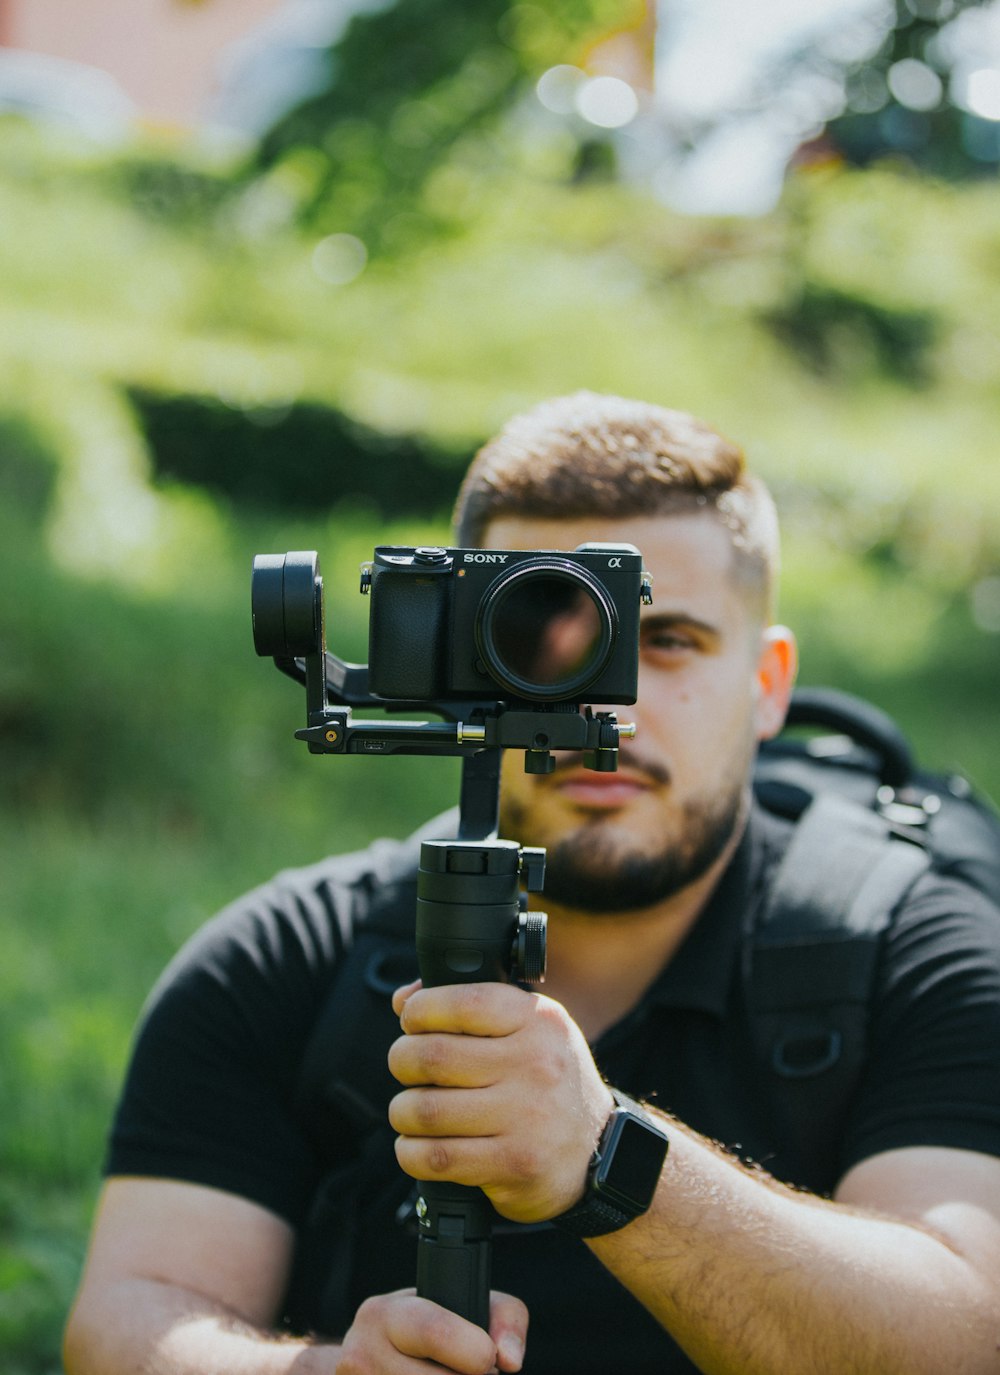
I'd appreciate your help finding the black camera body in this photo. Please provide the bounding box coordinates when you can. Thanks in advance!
[366,542,646,705]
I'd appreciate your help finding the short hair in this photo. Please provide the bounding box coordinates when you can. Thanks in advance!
[453,392,780,615]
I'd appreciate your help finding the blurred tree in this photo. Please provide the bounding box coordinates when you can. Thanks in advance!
[243,0,1000,256]
[821,0,1000,177]
[245,0,643,248]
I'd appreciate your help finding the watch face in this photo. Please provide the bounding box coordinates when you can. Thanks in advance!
[598,1113,668,1210]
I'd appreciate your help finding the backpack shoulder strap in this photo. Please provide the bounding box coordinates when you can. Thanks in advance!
[746,794,931,1174]
[284,896,418,1341]
[294,808,459,1163]
[283,815,457,1336]
[757,791,932,947]
[294,884,418,1156]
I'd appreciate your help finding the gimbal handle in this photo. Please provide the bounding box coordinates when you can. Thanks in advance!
[412,754,546,1328]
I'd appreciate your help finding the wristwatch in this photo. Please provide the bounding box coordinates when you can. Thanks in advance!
[551,1089,669,1237]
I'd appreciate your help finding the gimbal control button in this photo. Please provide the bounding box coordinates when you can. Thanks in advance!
[445,948,485,974]
[447,851,489,875]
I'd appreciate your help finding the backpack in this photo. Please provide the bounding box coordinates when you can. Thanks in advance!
[747,686,1000,1170]
[283,686,1000,1329]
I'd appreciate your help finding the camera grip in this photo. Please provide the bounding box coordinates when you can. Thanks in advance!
[413,838,543,1328]
[415,1181,493,1330]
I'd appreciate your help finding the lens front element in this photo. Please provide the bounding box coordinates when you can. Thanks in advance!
[476,560,616,700]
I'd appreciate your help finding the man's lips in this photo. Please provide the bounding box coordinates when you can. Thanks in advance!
[550,767,658,810]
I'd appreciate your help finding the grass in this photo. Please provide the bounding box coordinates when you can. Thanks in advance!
[0,491,465,1371]
[2,131,999,1371]
[4,480,999,1373]
[0,768,461,1373]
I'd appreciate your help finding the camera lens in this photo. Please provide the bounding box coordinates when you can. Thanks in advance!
[476,559,616,701]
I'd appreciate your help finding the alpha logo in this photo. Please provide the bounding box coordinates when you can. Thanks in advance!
[463,553,510,564]
[608,557,623,568]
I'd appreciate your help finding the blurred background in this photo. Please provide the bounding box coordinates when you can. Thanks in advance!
[1,2,998,1369]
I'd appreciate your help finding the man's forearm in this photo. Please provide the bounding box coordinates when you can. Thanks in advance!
[63,1277,338,1375]
[590,1116,999,1375]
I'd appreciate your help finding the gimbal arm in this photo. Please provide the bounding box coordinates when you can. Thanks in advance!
[252,549,639,1332]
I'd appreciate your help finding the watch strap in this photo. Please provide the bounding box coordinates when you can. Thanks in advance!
[551,1189,636,1237]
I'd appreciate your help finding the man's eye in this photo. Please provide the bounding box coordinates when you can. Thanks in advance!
[643,629,694,652]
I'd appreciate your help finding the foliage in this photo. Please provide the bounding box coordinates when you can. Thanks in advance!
[764,281,939,383]
[661,1,1000,185]
[825,0,1000,177]
[2,118,999,758]
[131,388,465,518]
[0,479,459,1372]
[248,0,644,242]
[253,0,521,244]
[244,0,1000,248]
[2,99,1000,1370]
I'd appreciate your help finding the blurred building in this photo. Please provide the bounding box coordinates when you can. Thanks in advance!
[0,0,287,131]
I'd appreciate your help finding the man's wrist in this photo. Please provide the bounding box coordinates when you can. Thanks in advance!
[551,1089,669,1238]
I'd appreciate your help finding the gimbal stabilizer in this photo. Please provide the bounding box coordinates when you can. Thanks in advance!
[251,548,643,1327]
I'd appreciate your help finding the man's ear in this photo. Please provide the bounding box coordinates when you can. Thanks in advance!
[754,625,798,741]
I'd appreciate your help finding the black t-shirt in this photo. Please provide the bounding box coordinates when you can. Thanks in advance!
[107,806,1000,1373]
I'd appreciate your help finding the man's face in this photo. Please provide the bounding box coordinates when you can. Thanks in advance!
[484,511,794,913]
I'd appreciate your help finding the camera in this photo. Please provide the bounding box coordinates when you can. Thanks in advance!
[364,543,650,705]
[251,541,650,771]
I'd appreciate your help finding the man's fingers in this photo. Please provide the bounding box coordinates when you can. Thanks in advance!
[348,1289,502,1374]
[391,980,422,1018]
[385,1296,495,1372]
[356,1288,528,1373]
[392,1127,550,1204]
[489,1292,529,1373]
[389,1085,505,1137]
[396,982,532,1037]
[388,1031,504,1088]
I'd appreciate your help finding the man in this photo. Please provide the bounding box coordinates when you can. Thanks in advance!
[65,393,1000,1374]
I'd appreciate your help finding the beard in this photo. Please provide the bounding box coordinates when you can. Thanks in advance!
[501,769,746,914]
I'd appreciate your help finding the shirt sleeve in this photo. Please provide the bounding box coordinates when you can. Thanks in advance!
[105,863,350,1227]
[839,871,1000,1175]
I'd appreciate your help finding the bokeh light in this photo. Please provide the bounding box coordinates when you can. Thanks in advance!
[964,67,1000,120]
[887,58,944,111]
[311,233,368,285]
[536,64,585,115]
[575,76,639,130]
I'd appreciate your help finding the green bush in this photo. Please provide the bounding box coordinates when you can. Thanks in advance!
[3,119,1000,1372]
[132,387,468,517]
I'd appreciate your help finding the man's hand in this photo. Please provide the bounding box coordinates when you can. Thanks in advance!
[65,1180,529,1375]
[337,1288,528,1375]
[388,981,613,1223]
